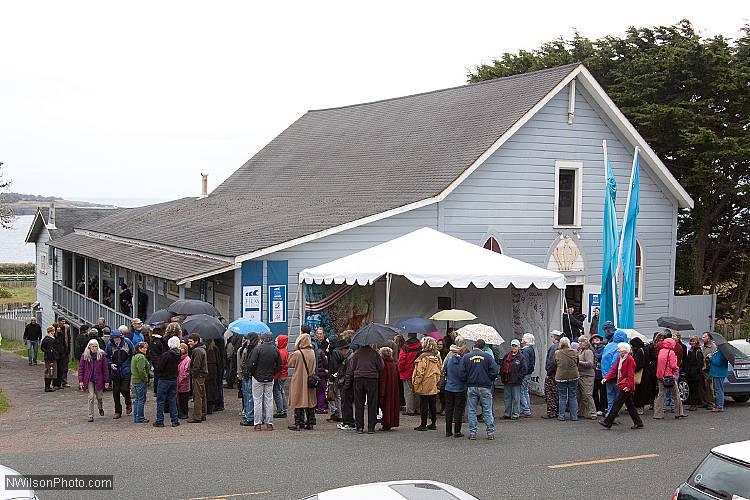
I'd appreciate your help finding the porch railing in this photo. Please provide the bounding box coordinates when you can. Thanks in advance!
[53,281,132,329]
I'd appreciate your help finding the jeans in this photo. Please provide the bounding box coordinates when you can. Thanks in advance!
[252,378,274,425]
[713,377,725,409]
[155,379,178,425]
[664,373,678,409]
[605,380,618,416]
[557,379,578,420]
[503,383,521,418]
[520,375,532,415]
[467,386,495,436]
[133,382,148,422]
[273,378,288,415]
[241,378,254,423]
[26,340,39,363]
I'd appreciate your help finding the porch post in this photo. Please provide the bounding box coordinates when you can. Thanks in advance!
[71,253,77,292]
[233,268,241,320]
[132,272,138,319]
[114,265,119,311]
[179,283,186,300]
[84,258,89,297]
[384,273,392,324]
[98,261,103,303]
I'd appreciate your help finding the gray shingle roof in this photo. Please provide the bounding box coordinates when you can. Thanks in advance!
[81,64,579,258]
[48,233,232,281]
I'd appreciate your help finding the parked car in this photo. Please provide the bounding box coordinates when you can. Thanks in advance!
[0,465,37,500]
[678,344,750,404]
[300,480,479,500]
[673,440,750,499]
[729,339,750,357]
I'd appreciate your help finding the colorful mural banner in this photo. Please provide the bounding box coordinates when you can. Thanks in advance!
[304,283,374,339]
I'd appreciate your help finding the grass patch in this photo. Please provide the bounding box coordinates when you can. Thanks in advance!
[2,339,42,361]
[0,391,9,414]
[0,285,36,306]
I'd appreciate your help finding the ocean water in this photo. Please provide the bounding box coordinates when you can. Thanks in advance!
[0,214,36,264]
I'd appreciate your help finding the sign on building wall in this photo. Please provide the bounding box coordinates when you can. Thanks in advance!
[588,293,600,325]
[243,285,261,320]
[268,285,286,323]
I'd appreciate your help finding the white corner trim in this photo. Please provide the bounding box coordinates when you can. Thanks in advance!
[24,208,48,243]
[575,67,694,209]
[435,65,584,203]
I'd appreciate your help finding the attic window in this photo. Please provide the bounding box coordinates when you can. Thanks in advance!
[554,160,583,227]
[483,237,502,254]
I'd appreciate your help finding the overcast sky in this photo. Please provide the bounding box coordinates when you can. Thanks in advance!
[0,1,745,206]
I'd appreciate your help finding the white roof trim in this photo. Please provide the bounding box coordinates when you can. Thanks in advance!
[24,208,49,243]
[175,263,240,285]
[575,66,693,209]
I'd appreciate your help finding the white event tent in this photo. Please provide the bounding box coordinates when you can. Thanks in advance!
[299,228,566,395]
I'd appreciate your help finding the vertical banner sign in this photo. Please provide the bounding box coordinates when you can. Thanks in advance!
[267,260,289,335]
[241,260,263,321]
[588,293,600,325]
[242,286,261,320]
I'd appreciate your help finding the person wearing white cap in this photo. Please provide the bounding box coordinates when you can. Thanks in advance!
[519,333,536,417]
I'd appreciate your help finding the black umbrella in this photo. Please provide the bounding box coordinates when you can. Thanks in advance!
[711,332,736,365]
[181,314,226,340]
[167,299,220,316]
[146,309,176,325]
[657,316,694,331]
[351,323,401,348]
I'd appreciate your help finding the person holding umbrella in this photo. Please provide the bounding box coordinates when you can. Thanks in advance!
[187,334,208,423]
[708,338,729,413]
[351,342,385,434]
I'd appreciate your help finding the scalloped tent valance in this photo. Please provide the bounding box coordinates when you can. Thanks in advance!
[299,227,566,290]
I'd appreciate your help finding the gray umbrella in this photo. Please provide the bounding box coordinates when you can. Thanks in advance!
[167,299,220,316]
[657,316,694,331]
[146,309,176,325]
[351,323,401,348]
[711,332,736,365]
[181,314,226,340]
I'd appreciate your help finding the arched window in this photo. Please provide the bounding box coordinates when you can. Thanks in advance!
[483,236,502,254]
[635,240,643,301]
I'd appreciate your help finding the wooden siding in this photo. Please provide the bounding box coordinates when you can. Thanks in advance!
[35,230,55,327]
[440,85,677,333]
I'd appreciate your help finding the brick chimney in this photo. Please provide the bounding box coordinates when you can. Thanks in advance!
[200,173,208,198]
[47,202,57,229]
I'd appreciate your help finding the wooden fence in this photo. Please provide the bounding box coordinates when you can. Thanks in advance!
[0,317,26,341]
[716,323,749,340]
[0,280,35,288]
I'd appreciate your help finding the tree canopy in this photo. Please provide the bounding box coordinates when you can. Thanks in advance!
[468,20,750,322]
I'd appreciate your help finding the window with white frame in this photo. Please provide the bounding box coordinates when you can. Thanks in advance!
[635,240,643,302]
[483,236,503,254]
[40,253,47,274]
[554,160,583,227]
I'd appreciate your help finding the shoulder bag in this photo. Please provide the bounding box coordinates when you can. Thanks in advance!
[662,351,675,388]
[301,349,320,388]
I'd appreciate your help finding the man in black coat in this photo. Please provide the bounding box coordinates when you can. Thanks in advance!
[23,318,42,365]
[247,333,281,429]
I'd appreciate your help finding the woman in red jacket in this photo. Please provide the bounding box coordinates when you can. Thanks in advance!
[599,343,644,430]
[273,335,289,418]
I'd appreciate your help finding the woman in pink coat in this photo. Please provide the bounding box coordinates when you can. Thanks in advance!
[653,338,686,419]
[177,343,191,420]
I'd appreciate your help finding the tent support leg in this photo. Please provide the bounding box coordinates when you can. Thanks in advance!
[384,273,392,324]
[298,279,305,328]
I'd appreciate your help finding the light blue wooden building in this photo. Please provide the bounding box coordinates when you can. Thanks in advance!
[30,63,692,342]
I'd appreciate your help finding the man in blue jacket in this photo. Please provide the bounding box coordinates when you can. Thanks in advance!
[601,329,628,417]
[105,328,135,419]
[708,346,729,412]
[461,339,499,441]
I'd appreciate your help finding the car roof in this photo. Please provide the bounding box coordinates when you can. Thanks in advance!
[316,480,478,500]
[712,440,750,465]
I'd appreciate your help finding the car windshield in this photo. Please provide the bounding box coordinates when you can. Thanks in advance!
[389,483,462,500]
[688,453,750,499]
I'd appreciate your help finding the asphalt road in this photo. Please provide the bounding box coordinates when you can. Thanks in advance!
[1,402,749,500]
[1,350,748,500]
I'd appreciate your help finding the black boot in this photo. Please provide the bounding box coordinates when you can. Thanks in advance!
[44,378,54,392]
[454,422,463,438]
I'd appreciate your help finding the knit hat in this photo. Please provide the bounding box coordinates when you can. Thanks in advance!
[168,336,180,349]
[510,339,520,347]
[602,321,616,333]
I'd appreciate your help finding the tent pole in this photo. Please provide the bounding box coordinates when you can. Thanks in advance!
[384,273,392,324]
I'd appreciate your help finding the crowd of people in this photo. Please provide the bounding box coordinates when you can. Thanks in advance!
[27,315,731,439]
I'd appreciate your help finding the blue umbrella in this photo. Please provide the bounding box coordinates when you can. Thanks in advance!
[228,318,271,336]
[394,317,437,335]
